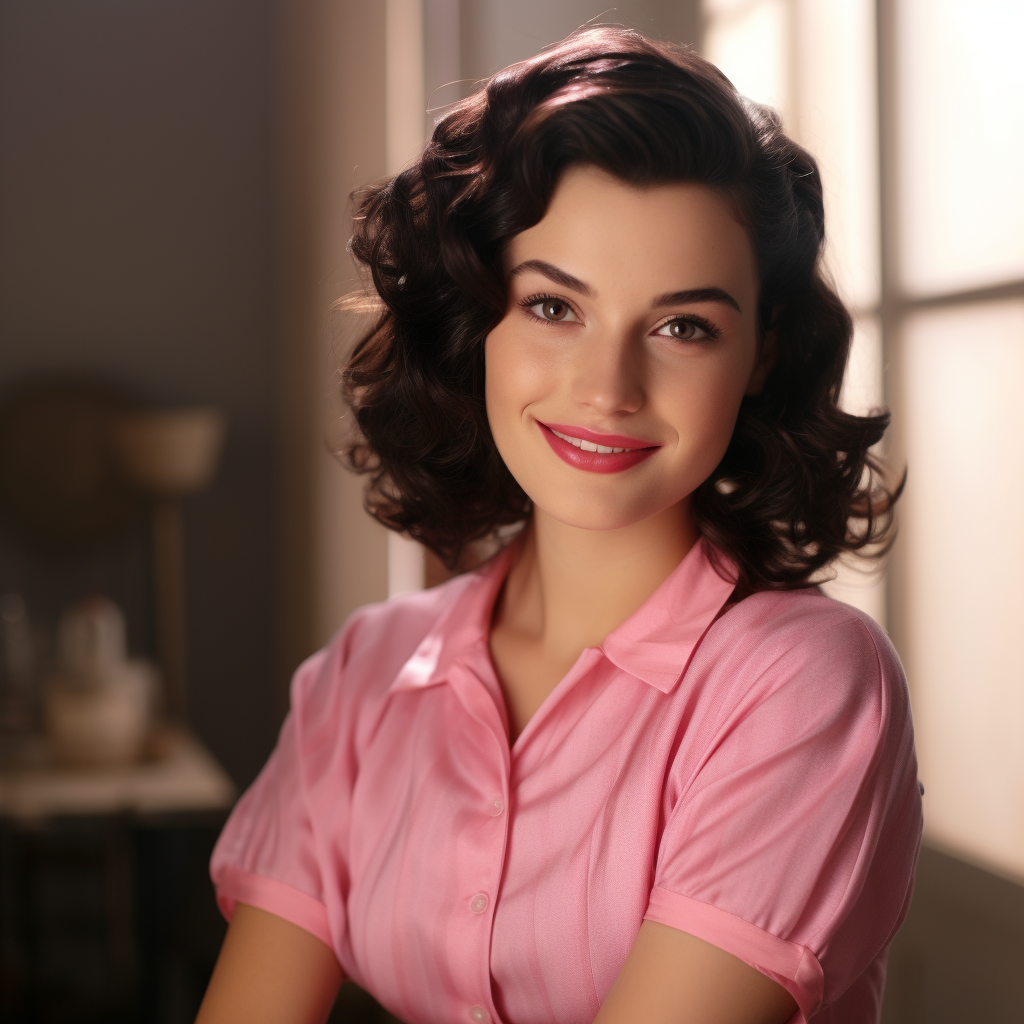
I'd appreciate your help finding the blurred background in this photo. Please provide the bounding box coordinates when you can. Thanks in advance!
[0,0,1020,1021]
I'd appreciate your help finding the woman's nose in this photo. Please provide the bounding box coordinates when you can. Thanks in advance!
[569,331,645,417]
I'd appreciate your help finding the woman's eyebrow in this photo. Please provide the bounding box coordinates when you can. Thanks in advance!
[508,259,592,295]
[652,287,742,313]
[509,261,742,314]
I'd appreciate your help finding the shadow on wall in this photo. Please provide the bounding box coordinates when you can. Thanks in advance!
[882,844,1024,1023]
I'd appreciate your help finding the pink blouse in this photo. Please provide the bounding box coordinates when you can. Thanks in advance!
[211,537,922,1024]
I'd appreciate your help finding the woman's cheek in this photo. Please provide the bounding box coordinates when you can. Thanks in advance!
[484,324,531,465]
[664,371,746,490]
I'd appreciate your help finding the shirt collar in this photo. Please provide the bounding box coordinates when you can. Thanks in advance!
[388,540,519,694]
[389,535,738,696]
[599,536,738,692]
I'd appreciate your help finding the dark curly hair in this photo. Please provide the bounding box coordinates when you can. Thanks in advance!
[340,26,902,592]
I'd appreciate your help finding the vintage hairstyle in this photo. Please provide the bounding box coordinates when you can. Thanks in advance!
[340,26,901,592]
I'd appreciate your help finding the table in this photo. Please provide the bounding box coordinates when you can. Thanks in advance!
[0,727,236,820]
[0,729,237,1023]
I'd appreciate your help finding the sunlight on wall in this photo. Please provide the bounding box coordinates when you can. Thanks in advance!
[826,317,886,625]
[896,2,1024,880]
[898,0,1024,295]
[705,0,879,310]
[703,0,1024,882]
[794,0,879,310]
[902,301,1024,877]
[703,0,884,624]
[704,0,792,126]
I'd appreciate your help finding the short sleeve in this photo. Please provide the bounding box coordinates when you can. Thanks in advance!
[210,645,340,950]
[644,604,922,1021]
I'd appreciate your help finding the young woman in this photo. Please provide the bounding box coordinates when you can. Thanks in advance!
[197,28,921,1024]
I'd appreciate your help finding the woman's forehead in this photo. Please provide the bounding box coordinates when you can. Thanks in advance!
[503,166,758,309]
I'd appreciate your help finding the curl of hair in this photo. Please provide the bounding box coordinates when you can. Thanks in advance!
[341,26,902,591]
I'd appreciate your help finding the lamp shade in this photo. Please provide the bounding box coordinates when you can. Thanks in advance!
[111,407,225,497]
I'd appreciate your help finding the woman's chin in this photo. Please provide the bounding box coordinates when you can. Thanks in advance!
[530,495,678,535]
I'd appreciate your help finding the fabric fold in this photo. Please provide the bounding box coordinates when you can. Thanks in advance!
[645,886,824,1021]
[215,865,334,951]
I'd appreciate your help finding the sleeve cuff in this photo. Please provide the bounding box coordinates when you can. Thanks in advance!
[214,865,334,951]
[644,886,823,1022]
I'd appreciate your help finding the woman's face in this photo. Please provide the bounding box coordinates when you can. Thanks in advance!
[485,165,773,533]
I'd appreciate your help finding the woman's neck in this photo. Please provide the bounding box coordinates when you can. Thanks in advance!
[494,502,699,663]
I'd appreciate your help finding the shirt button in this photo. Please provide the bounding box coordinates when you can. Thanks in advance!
[489,796,504,816]
[470,892,489,914]
[469,1006,490,1023]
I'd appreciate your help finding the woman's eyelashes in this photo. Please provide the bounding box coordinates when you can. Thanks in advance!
[520,295,581,324]
[519,293,722,343]
[652,314,721,342]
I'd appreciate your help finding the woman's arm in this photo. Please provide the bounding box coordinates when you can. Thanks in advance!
[594,920,797,1024]
[194,903,344,1024]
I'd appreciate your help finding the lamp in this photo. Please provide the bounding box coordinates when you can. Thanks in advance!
[110,408,225,723]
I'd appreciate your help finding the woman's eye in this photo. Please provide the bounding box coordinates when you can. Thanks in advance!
[528,298,577,322]
[655,318,709,342]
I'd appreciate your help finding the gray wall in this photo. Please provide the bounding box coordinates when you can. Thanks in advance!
[458,0,700,83]
[0,0,279,785]
[0,0,703,788]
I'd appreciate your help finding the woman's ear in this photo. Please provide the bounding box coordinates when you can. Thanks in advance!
[745,328,778,396]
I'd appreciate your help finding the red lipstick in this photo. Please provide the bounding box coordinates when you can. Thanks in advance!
[537,421,660,474]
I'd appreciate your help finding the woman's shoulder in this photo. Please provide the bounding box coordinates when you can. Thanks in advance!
[716,584,897,663]
[338,570,480,662]
[290,571,481,720]
[693,584,908,733]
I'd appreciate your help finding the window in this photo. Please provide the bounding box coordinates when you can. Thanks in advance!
[703,0,1024,880]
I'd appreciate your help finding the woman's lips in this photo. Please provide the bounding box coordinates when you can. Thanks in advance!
[543,422,658,449]
[537,421,660,474]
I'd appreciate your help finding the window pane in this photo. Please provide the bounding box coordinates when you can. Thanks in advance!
[795,0,879,309]
[840,314,883,417]
[899,0,1024,294]
[704,0,760,14]
[703,0,792,127]
[900,300,1024,878]
[822,316,885,624]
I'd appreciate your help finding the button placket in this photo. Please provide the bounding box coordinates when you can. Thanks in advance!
[464,795,504,1024]
[447,666,508,1024]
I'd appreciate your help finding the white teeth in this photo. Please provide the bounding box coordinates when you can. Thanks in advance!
[550,428,633,453]
[551,428,581,447]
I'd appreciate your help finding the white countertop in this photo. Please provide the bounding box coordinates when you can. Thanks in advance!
[0,727,237,820]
